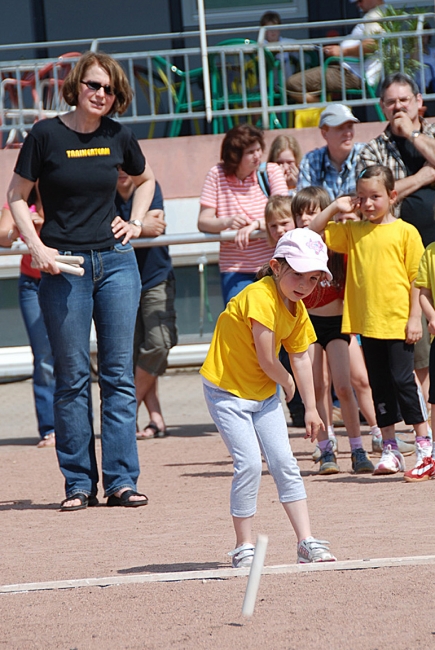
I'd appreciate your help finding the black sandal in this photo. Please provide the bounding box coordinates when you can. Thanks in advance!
[60,493,99,512]
[136,421,167,440]
[106,489,148,507]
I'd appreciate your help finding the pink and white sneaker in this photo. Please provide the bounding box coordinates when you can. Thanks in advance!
[373,445,405,475]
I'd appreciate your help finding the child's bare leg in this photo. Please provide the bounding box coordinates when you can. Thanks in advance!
[380,424,396,441]
[233,515,254,547]
[311,344,330,441]
[349,335,378,427]
[282,499,311,543]
[414,421,428,437]
[326,339,360,439]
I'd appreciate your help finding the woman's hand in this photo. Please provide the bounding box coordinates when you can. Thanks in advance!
[29,242,60,275]
[283,162,299,188]
[111,216,141,245]
[234,220,260,249]
[226,214,251,230]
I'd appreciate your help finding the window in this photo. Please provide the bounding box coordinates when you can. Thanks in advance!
[182,0,308,27]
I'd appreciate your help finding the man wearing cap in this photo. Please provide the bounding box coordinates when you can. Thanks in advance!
[286,0,385,103]
[296,104,363,199]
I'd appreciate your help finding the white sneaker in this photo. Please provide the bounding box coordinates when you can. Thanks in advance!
[228,543,255,568]
[297,537,336,564]
[373,445,405,475]
[414,441,432,468]
[372,432,415,457]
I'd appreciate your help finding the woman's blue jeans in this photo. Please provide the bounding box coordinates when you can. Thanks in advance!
[18,273,55,439]
[38,243,141,499]
[220,271,257,306]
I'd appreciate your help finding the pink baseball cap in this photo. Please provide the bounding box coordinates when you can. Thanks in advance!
[273,229,332,281]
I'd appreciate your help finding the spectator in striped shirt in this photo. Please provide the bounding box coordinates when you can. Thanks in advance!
[198,124,288,305]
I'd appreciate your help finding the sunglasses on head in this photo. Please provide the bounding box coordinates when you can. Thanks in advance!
[80,80,114,96]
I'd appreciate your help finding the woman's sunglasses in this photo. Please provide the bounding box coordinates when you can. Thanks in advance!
[80,80,114,96]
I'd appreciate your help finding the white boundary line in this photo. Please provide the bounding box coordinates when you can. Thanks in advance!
[2,555,435,595]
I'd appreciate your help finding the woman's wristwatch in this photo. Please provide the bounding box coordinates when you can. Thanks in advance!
[129,219,142,230]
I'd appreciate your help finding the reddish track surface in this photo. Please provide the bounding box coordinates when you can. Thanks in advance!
[1,372,435,649]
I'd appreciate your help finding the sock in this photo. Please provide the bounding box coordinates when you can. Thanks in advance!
[349,436,363,452]
[318,439,332,452]
[383,438,398,451]
[370,425,381,437]
[327,425,335,439]
[416,436,431,448]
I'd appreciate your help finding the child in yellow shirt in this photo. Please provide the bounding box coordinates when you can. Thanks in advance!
[309,164,430,481]
[201,229,337,566]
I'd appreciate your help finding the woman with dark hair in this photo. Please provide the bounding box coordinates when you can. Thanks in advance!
[7,51,155,511]
[198,124,287,304]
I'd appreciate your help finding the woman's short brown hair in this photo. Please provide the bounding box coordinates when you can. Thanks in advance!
[268,134,302,167]
[220,124,265,176]
[62,51,133,116]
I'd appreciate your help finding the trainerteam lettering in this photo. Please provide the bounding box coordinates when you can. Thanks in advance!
[66,148,111,158]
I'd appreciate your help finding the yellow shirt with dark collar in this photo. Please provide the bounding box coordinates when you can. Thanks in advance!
[325,219,424,339]
[200,276,316,401]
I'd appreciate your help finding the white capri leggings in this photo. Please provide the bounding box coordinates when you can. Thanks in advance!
[202,380,306,518]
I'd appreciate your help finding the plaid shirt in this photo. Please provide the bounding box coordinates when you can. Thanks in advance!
[297,143,365,200]
[356,118,435,215]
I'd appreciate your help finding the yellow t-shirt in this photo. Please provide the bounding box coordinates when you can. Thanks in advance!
[415,242,435,298]
[200,275,316,401]
[325,219,424,339]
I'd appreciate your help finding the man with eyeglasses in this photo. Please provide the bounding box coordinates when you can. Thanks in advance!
[286,0,385,103]
[357,71,435,422]
[357,72,435,249]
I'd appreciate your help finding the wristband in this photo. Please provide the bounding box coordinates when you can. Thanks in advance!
[7,229,15,241]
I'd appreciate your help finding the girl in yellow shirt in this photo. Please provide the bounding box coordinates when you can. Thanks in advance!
[309,164,431,481]
[201,229,336,567]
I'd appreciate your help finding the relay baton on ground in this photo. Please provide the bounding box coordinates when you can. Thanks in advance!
[242,534,268,618]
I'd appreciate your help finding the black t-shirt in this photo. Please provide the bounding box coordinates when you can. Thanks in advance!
[14,116,146,250]
[393,133,435,247]
[115,181,173,292]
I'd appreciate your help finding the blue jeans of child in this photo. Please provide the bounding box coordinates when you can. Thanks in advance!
[38,243,141,499]
[19,273,55,439]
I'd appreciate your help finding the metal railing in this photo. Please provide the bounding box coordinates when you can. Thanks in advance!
[0,13,434,143]
[0,230,264,376]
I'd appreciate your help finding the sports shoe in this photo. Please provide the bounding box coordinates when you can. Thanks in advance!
[404,456,435,482]
[373,445,405,475]
[312,436,338,461]
[315,445,340,474]
[351,448,375,474]
[371,432,415,456]
[228,543,255,568]
[297,537,336,564]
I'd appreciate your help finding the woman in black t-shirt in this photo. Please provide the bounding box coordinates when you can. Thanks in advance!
[7,52,155,511]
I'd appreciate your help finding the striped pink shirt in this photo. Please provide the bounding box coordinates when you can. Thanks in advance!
[200,163,288,273]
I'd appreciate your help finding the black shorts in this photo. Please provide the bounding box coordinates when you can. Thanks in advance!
[309,314,350,350]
